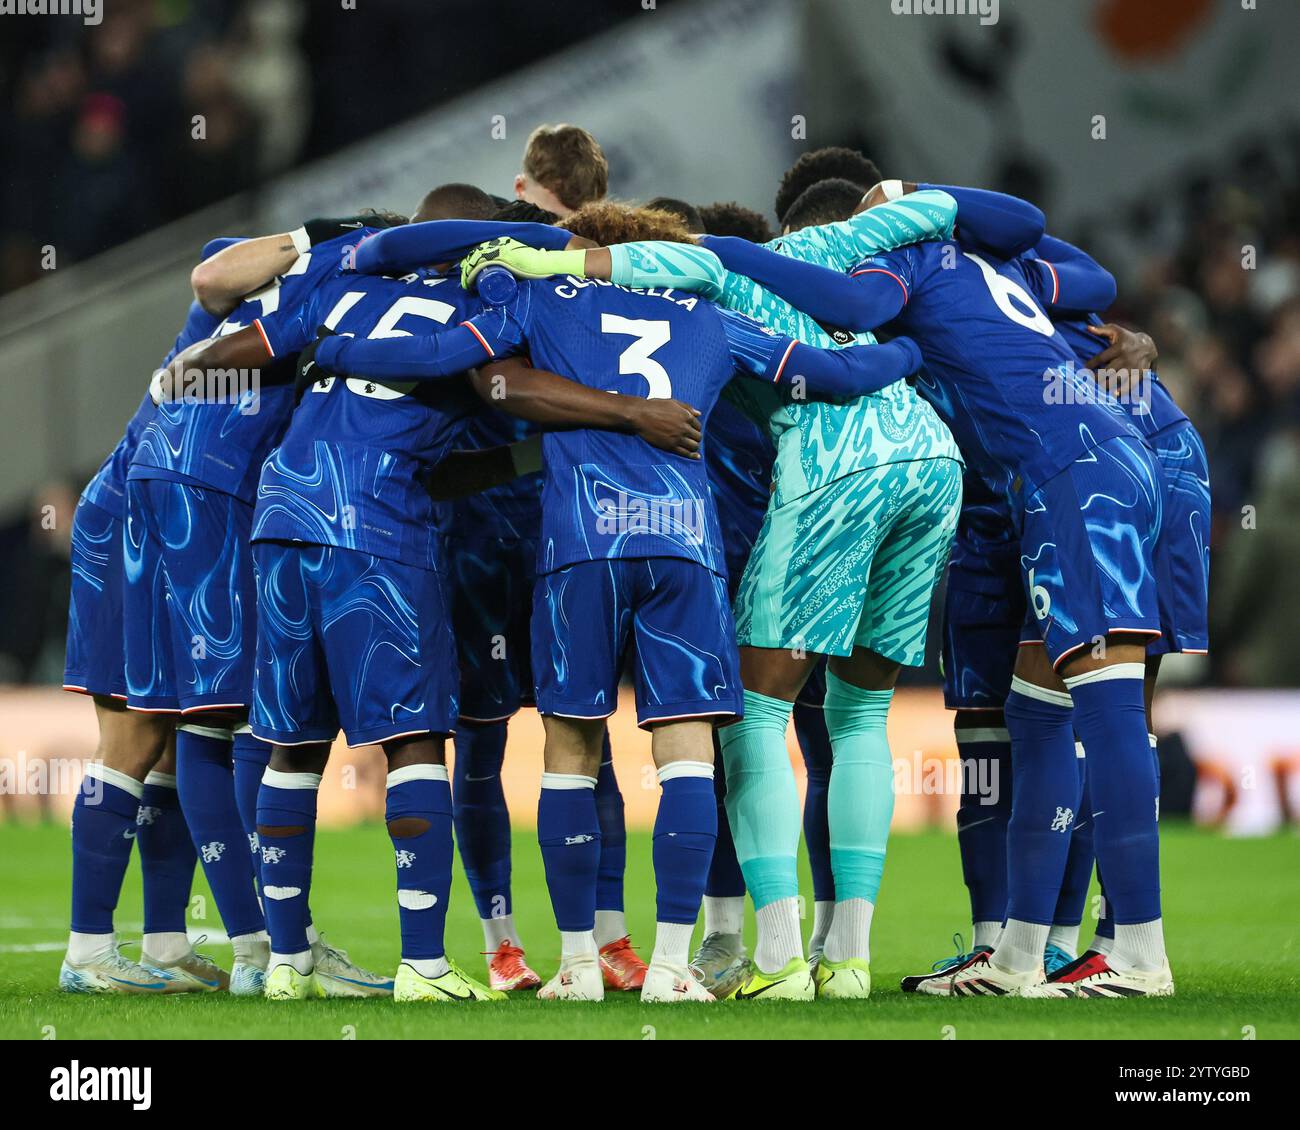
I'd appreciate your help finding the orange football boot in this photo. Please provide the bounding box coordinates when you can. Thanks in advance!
[486,941,542,992]
[598,935,648,991]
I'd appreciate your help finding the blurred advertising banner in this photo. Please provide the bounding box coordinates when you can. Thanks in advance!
[1155,689,1300,836]
[4,685,1298,835]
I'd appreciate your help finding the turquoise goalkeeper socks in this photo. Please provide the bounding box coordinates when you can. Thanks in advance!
[718,689,800,910]
[824,673,895,904]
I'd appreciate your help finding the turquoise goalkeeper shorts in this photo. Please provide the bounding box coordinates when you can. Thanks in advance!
[732,456,963,663]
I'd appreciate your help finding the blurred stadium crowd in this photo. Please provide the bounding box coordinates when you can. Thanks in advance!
[1,0,1297,689]
[0,0,665,292]
[1094,135,1300,687]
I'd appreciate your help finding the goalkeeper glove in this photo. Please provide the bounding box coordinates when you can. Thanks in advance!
[461,237,587,290]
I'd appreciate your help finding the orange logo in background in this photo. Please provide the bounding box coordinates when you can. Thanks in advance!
[1095,0,1216,61]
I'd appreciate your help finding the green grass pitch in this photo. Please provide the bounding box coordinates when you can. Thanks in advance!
[2,821,1297,1040]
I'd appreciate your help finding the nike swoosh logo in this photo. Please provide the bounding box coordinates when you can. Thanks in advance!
[162,970,219,987]
[326,974,394,989]
[734,980,783,1000]
[432,983,475,1001]
[463,774,497,782]
[110,975,167,989]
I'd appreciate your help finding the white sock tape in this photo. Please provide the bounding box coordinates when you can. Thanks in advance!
[1062,662,1146,689]
[540,772,597,790]
[178,723,233,741]
[657,760,714,784]
[386,763,450,788]
[83,762,144,799]
[1009,676,1073,708]
[262,768,322,791]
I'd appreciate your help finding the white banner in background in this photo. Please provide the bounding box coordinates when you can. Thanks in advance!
[805,0,1300,228]
[265,0,800,228]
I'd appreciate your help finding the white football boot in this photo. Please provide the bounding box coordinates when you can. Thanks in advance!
[924,951,1049,997]
[311,936,394,997]
[689,932,749,1000]
[641,960,716,1003]
[230,934,271,996]
[141,936,229,992]
[59,937,185,995]
[537,952,605,1001]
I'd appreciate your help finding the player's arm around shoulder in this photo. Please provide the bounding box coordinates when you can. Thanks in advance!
[314,284,531,383]
[468,358,702,458]
[782,187,957,270]
[466,236,729,303]
[190,232,298,318]
[357,219,575,277]
[1029,234,1117,313]
[150,322,275,406]
[189,218,363,317]
[716,304,920,398]
[609,239,727,299]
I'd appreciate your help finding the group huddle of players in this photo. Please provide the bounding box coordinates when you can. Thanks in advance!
[59,124,1208,1005]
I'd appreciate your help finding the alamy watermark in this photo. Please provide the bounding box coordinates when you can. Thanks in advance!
[151,365,263,415]
[1043,360,1154,416]
[896,753,1001,802]
[1,751,93,799]
[594,491,706,545]
[50,1062,151,1110]
[891,0,999,27]
[0,0,101,27]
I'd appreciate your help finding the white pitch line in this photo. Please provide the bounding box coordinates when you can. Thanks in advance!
[0,928,230,955]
